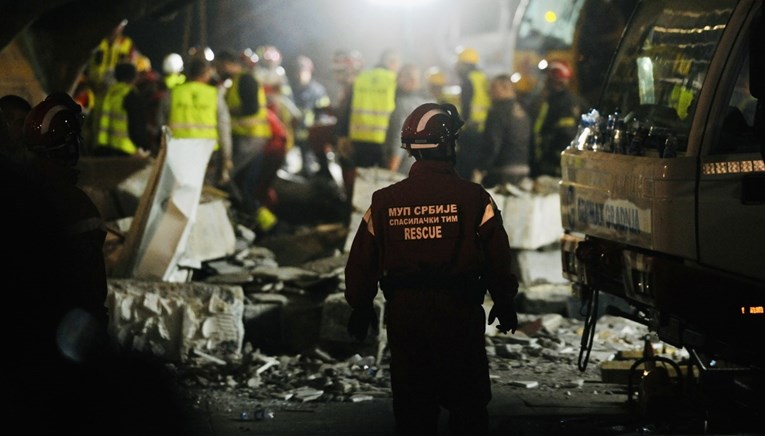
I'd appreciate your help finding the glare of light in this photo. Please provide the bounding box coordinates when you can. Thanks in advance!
[243,48,259,64]
[204,47,215,62]
[544,10,557,23]
[366,0,436,6]
[510,72,522,83]
[538,59,548,70]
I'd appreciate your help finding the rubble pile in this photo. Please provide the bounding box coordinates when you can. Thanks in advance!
[177,346,391,405]
[169,312,673,419]
[90,156,690,423]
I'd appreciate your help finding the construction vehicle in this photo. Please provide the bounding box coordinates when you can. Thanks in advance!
[560,0,764,369]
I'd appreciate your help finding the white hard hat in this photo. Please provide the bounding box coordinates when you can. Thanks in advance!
[162,53,184,75]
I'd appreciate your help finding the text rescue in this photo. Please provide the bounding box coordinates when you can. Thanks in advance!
[388,204,459,240]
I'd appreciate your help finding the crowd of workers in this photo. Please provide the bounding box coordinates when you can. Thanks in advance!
[2,18,587,235]
[0,20,589,435]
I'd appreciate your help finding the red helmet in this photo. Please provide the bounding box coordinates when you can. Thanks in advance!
[546,59,573,81]
[401,103,464,158]
[23,92,83,165]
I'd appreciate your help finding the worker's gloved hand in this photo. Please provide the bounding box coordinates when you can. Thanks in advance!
[347,305,378,342]
[488,302,518,334]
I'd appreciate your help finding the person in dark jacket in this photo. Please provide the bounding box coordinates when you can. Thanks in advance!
[5,92,193,435]
[478,74,532,187]
[531,59,588,177]
[345,103,519,436]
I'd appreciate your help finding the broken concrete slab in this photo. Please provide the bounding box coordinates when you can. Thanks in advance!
[508,380,540,388]
[489,182,563,250]
[258,223,348,267]
[183,199,237,264]
[106,279,245,363]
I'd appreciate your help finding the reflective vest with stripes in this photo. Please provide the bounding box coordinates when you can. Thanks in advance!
[168,81,219,149]
[467,70,490,132]
[88,36,134,84]
[226,74,272,139]
[97,82,136,154]
[349,68,397,144]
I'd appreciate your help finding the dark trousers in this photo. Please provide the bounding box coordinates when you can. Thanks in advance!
[385,289,491,436]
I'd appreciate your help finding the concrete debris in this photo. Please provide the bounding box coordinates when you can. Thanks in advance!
[107,279,245,363]
[86,158,661,410]
[489,181,563,250]
[561,378,585,389]
[193,349,228,365]
[508,380,540,388]
[184,199,237,264]
[294,386,324,402]
[495,344,525,360]
[170,309,655,410]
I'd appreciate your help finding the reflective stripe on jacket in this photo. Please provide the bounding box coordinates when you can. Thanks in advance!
[349,68,397,144]
[169,81,219,149]
[226,74,272,139]
[97,82,136,155]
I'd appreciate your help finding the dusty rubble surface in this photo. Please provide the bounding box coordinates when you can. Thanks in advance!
[162,313,664,435]
[165,313,763,436]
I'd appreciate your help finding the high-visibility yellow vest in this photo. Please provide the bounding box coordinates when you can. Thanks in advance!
[168,81,219,149]
[226,74,272,139]
[349,68,397,144]
[467,70,490,132]
[97,82,136,155]
[164,73,186,90]
[89,36,134,84]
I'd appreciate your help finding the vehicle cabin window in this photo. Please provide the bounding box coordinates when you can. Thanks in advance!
[598,0,737,155]
[715,53,760,154]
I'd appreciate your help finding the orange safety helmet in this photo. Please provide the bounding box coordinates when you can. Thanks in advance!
[23,92,84,166]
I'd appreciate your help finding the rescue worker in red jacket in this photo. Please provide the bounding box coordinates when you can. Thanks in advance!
[345,102,519,435]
